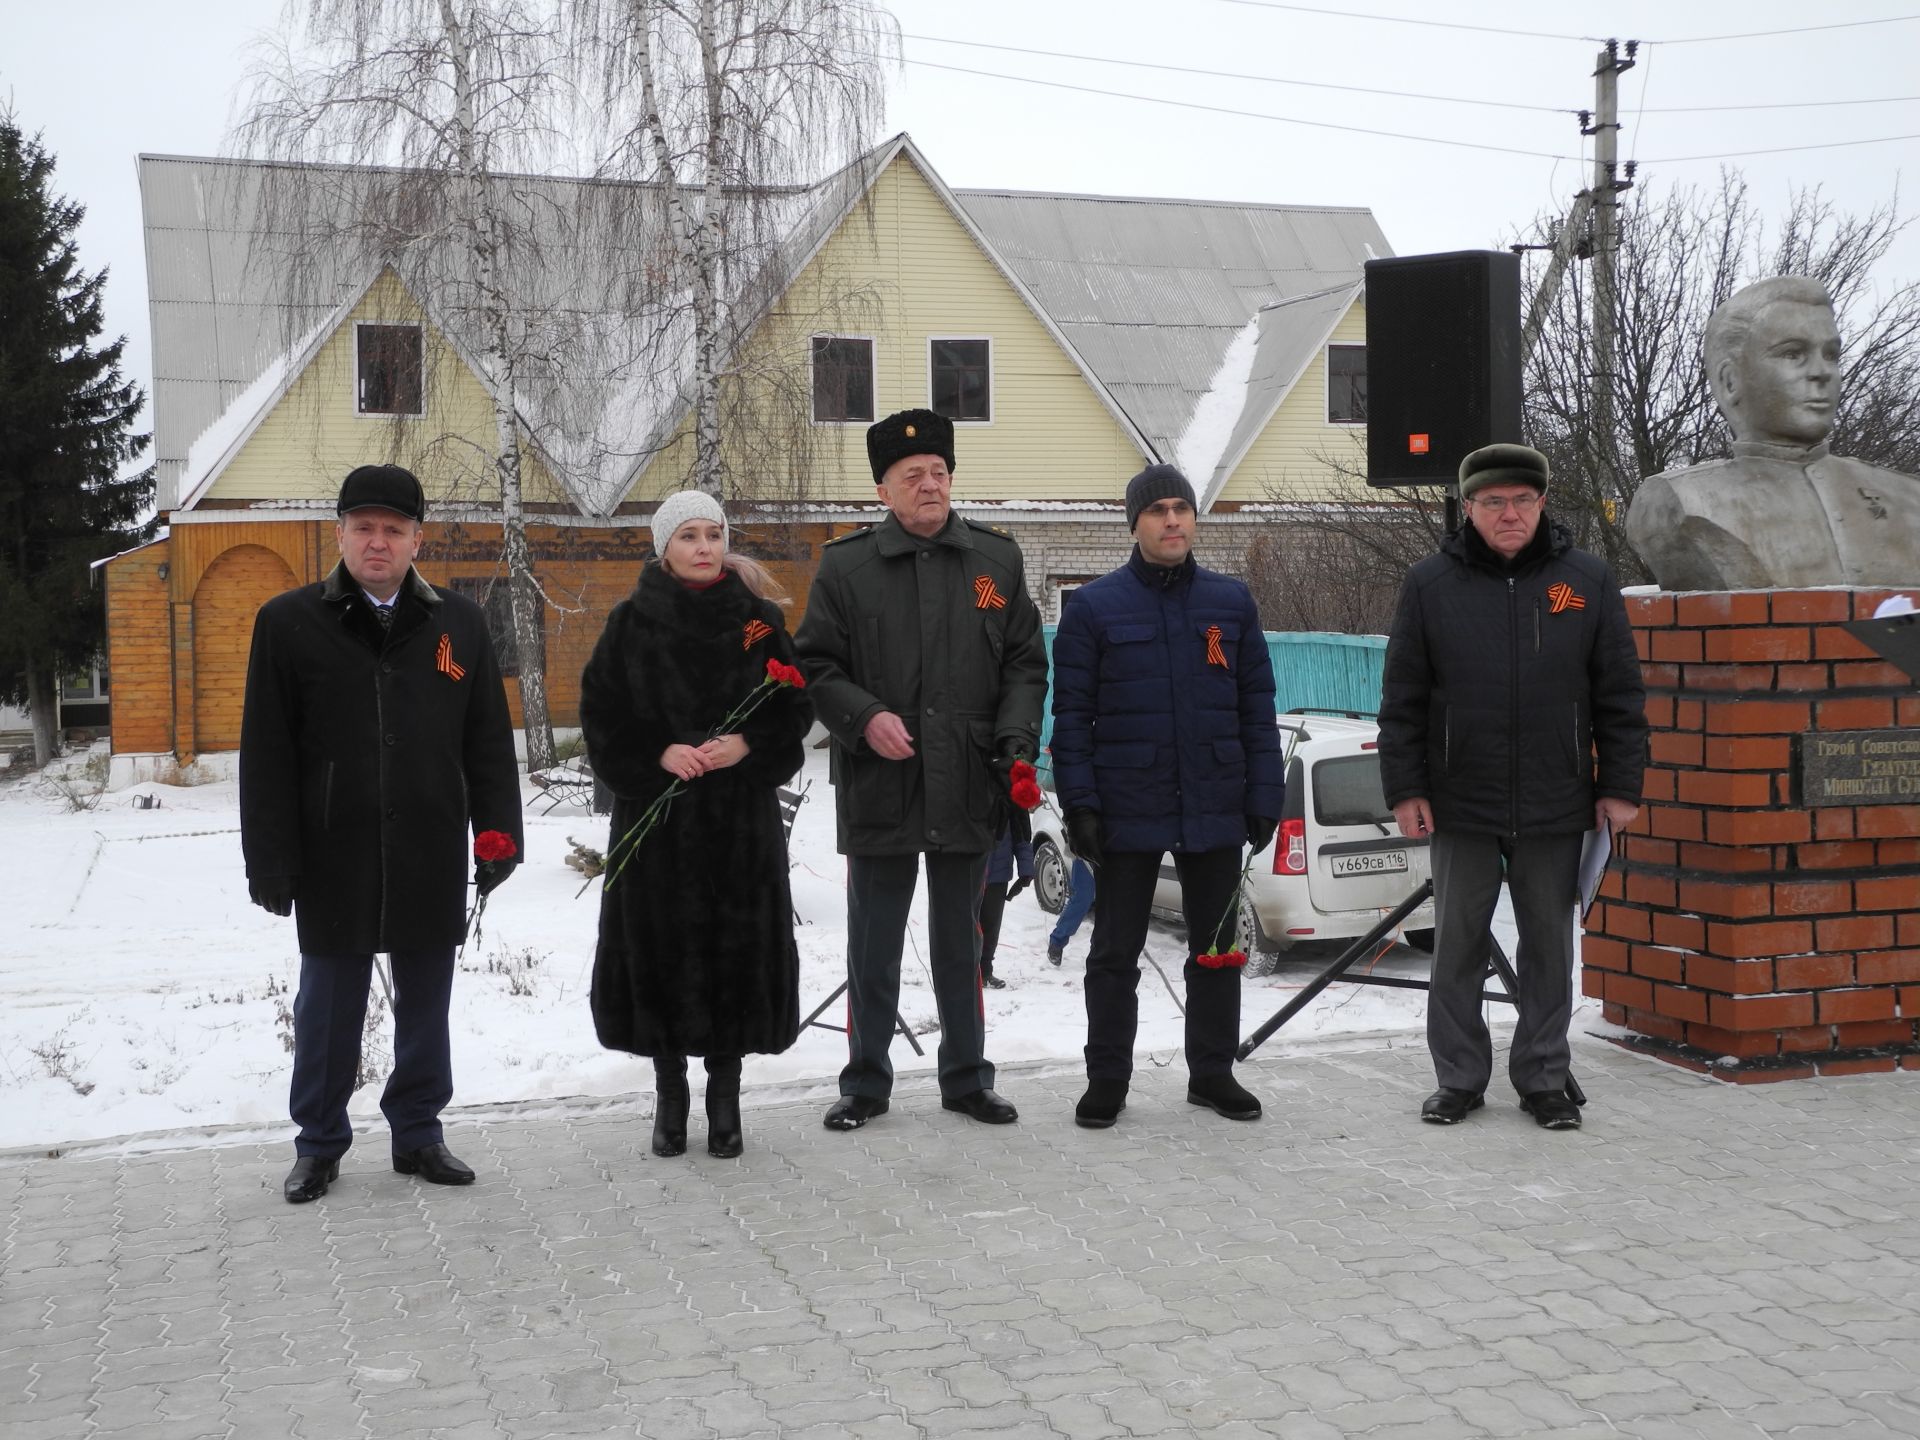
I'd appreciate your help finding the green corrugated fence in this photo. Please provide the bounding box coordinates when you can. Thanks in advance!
[1037,626,1386,765]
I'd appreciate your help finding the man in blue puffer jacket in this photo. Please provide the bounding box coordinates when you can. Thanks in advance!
[1051,465,1284,1128]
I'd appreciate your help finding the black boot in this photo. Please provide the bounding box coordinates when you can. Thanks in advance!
[705,1055,743,1158]
[651,1056,689,1157]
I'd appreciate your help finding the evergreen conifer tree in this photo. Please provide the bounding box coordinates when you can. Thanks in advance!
[0,116,153,767]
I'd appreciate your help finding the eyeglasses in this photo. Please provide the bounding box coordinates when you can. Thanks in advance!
[1468,493,1543,514]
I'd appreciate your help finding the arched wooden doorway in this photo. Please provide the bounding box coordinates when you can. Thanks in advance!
[192,544,299,751]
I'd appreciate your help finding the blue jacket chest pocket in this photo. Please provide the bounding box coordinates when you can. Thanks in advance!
[1099,623,1159,681]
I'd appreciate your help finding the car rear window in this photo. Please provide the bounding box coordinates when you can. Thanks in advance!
[1312,754,1393,827]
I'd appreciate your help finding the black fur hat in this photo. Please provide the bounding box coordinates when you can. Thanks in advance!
[866,409,956,484]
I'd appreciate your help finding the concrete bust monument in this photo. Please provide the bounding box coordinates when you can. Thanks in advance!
[1626,276,1920,590]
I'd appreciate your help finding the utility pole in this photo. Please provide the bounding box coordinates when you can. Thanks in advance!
[1588,40,1637,492]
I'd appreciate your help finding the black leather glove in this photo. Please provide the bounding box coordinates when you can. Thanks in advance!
[476,858,519,896]
[1246,815,1278,855]
[249,876,295,917]
[1005,876,1033,902]
[1065,810,1106,870]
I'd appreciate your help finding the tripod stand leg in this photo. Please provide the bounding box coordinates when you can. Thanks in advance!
[1486,937,1586,1107]
[802,976,923,1056]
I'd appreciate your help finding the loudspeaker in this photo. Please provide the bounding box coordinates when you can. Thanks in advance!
[1363,250,1523,488]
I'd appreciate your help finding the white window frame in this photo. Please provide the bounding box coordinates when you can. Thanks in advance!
[354,320,427,419]
[809,334,879,426]
[926,335,994,426]
[59,659,107,702]
[1325,342,1367,427]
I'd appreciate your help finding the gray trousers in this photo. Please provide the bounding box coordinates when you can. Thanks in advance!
[1428,829,1583,1097]
[842,852,992,1101]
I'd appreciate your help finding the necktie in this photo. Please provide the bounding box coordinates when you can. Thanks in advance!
[375,602,394,630]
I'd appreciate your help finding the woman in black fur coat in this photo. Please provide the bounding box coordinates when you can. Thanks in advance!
[580,491,812,1158]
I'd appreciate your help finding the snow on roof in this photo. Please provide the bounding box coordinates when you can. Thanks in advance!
[1175,315,1261,503]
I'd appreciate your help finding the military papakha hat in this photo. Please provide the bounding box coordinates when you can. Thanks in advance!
[866,408,956,484]
[1458,443,1550,499]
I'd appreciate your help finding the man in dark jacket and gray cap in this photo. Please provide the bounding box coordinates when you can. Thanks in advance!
[1050,464,1284,1129]
[795,409,1048,1132]
[241,464,523,1202]
[1379,444,1645,1131]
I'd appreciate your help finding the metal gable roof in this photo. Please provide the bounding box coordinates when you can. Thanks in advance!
[952,189,1389,478]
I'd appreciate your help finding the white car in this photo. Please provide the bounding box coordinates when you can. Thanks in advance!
[1031,711,1436,976]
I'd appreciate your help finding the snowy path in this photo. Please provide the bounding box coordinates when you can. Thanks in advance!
[0,744,1541,1150]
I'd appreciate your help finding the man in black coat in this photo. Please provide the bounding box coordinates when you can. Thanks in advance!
[1379,444,1646,1131]
[241,465,523,1202]
[795,409,1048,1131]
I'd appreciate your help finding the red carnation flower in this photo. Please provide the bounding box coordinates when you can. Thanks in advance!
[474,830,518,864]
[766,658,807,689]
[1008,759,1043,812]
[1197,948,1249,970]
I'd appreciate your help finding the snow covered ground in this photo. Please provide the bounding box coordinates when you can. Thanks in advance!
[1,742,1542,1153]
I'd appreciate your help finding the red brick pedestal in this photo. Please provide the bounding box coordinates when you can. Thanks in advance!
[1583,588,1920,1080]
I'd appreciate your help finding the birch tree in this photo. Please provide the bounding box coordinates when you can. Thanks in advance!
[577,0,895,497]
[237,0,578,770]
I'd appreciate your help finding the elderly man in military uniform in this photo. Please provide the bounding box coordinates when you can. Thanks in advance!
[795,409,1049,1131]
[1627,276,1920,589]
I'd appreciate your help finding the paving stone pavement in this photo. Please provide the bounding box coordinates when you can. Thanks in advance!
[4,1033,1919,1439]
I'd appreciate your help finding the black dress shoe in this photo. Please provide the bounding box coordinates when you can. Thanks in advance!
[283,1156,339,1204]
[1421,1087,1485,1124]
[1187,1073,1261,1121]
[1074,1079,1128,1129]
[392,1142,476,1185]
[823,1094,890,1131]
[1520,1089,1583,1130]
[941,1088,1018,1124]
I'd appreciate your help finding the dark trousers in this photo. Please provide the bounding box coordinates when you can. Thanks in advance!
[1428,830,1583,1096]
[290,947,455,1159]
[1084,848,1244,1082]
[843,852,991,1100]
[976,879,1009,976]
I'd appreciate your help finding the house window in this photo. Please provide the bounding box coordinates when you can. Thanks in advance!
[930,338,991,422]
[1327,344,1367,424]
[811,336,874,423]
[449,577,519,677]
[61,661,106,701]
[357,323,425,416]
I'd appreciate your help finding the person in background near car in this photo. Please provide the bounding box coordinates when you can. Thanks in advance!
[241,464,523,1204]
[795,408,1049,1132]
[579,491,814,1160]
[1379,444,1646,1132]
[1046,853,1096,967]
[976,810,1035,988]
[1049,464,1284,1129]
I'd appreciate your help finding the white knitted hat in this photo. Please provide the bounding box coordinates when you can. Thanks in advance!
[651,490,729,552]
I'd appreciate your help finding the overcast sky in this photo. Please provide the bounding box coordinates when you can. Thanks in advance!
[5,0,1917,441]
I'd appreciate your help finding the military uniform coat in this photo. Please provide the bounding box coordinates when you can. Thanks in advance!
[793,513,1048,856]
[239,563,524,955]
[580,563,812,1057]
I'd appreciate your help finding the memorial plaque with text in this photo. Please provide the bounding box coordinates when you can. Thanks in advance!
[1797,728,1920,806]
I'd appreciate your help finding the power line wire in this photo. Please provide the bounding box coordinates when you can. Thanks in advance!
[1204,0,1920,48]
[900,57,1920,167]
[1639,132,1920,162]
[1205,0,1588,42]
[1656,14,1920,43]
[902,31,1920,119]
[898,56,1580,159]
[901,32,1575,114]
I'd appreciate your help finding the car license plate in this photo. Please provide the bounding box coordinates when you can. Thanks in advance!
[1332,850,1407,877]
